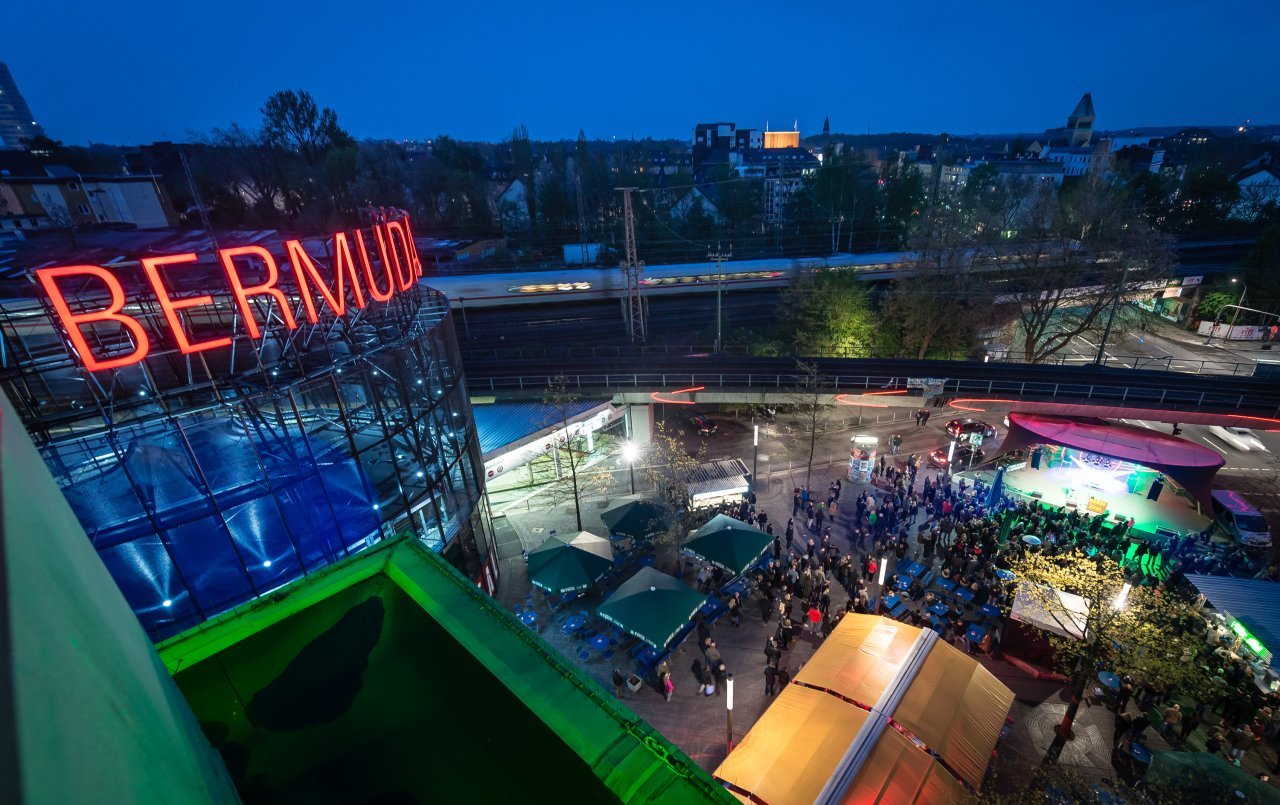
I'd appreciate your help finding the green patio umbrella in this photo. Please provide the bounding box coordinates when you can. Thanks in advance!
[527,531,614,594]
[683,514,772,576]
[1144,750,1276,804]
[600,496,670,541]
[596,566,707,650]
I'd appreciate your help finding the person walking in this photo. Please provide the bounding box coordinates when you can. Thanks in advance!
[1229,724,1257,766]
[764,662,778,697]
[728,592,742,626]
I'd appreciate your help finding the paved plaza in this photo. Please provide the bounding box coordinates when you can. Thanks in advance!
[489,406,1280,793]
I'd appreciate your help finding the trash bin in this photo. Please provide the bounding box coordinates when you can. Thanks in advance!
[626,674,643,693]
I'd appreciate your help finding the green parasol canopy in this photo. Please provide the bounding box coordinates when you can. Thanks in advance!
[683,514,773,576]
[1144,750,1278,804]
[600,497,670,541]
[527,531,614,594]
[596,566,707,650]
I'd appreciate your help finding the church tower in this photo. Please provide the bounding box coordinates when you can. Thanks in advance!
[1066,93,1095,147]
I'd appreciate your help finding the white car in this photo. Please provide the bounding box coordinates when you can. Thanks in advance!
[1209,426,1268,452]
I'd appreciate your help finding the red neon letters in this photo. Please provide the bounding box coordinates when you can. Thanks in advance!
[35,217,424,371]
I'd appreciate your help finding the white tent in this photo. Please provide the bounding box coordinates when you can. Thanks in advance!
[1010,581,1089,641]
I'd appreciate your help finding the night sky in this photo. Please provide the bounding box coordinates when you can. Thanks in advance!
[8,0,1278,145]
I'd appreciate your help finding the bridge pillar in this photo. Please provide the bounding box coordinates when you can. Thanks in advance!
[626,403,653,446]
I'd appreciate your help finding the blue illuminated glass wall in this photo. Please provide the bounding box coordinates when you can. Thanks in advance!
[31,303,490,640]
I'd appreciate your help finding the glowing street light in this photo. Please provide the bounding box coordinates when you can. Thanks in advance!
[752,424,759,493]
[726,673,735,751]
[1112,582,1132,610]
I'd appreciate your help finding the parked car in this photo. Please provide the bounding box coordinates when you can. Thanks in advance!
[688,414,717,436]
[945,418,997,440]
[1208,425,1268,452]
[1210,489,1273,549]
[928,445,985,468]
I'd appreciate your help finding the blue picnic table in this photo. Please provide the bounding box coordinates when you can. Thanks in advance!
[980,603,1001,619]
[900,561,925,578]
[966,624,987,644]
[517,610,537,627]
[995,568,1015,581]
[927,602,951,617]
[589,634,609,651]
[563,614,586,633]
[954,587,974,604]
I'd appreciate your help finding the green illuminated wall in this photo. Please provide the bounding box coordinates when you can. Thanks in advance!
[158,537,730,804]
[2,392,238,804]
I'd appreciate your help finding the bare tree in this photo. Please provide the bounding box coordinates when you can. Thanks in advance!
[639,420,706,548]
[541,375,612,532]
[43,203,78,248]
[995,175,1173,364]
[784,361,842,488]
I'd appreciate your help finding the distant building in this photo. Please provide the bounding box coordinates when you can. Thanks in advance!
[1230,160,1280,220]
[669,185,724,224]
[735,147,818,223]
[1112,144,1165,175]
[1043,93,1095,148]
[0,161,177,232]
[1164,128,1217,151]
[762,130,800,149]
[1042,142,1111,177]
[493,178,531,230]
[692,122,760,166]
[0,62,44,149]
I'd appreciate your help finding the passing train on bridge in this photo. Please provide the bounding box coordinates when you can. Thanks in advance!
[424,252,915,308]
[422,237,1251,309]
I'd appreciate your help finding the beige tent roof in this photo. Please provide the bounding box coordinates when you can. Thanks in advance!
[716,685,869,805]
[794,617,922,707]
[715,614,1011,804]
[893,639,1017,788]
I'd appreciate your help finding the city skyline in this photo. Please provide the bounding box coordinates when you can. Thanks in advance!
[7,0,1278,146]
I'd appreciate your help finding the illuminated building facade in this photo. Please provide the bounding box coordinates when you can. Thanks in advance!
[0,61,44,149]
[0,215,496,639]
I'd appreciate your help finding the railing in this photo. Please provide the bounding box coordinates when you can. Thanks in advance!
[462,370,1280,417]
[461,344,1264,377]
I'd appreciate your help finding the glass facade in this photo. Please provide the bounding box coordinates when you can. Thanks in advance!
[1,244,493,640]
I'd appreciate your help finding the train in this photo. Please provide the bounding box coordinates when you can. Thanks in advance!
[419,236,1253,310]
[422,252,917,308]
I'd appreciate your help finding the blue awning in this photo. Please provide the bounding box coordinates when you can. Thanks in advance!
[1186,574,1280,657]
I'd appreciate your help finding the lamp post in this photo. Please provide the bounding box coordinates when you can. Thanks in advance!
[622,442,638,495]
[875,555,888,614]
[726,673,735,751]
[1225,278,1248,342]
[752,424,759,494]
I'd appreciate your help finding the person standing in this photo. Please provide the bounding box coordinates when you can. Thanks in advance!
[764,635,782,665]
[764,662,778,697]
[728,592,742,627]
[612,667,626,697]
[776,663,792,690]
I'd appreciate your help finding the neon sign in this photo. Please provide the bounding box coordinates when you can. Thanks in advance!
[35,217,423,371]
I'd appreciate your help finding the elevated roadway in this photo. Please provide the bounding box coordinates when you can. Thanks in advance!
[461,353,1280,427]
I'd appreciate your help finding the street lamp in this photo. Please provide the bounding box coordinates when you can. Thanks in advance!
[1112,582,1132,610]
[622,442,638,495]
[875,555,889,614]
[1225,278,1248,342]
[726,673,735,751]
[752,424,759,494]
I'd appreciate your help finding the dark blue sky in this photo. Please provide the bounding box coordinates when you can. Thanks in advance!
[9,0,1278,145]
